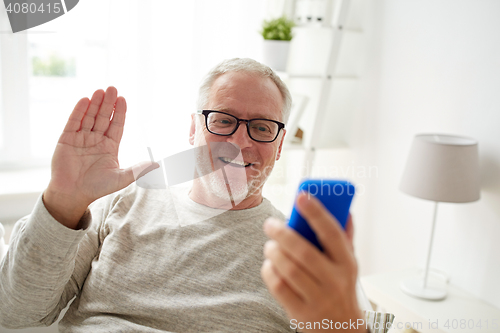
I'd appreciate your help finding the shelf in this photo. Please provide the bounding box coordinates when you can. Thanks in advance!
[286,27,363,80]
[293,25,363,34]
[277,0,359,178]
[283,142,348,151]
[285,73,359,79]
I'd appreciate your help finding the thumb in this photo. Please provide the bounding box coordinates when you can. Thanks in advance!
[119,161,160,189]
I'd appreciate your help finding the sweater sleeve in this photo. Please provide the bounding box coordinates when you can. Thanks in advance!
[0,193,112,329]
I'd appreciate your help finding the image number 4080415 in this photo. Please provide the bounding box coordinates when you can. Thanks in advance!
[3,0,79,33]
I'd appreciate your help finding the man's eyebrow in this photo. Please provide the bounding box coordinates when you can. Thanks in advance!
[212,107,279,121]
[212,107,234,113]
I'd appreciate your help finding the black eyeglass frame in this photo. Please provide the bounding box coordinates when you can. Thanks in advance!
[196,110,285,143]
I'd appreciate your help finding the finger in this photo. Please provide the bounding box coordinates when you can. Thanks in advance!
[264,218,330,281]
[264,240,320,302]
[63,97,90,133]
[80,89,105,132]
[296,192,354,265]
[345,213,354,252]
[118,161,160,190]
[261,259,304,316]
[92,86,118,134]
[105,96,126,142]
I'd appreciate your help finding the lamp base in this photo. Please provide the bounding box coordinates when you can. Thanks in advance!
[400,277,447,300]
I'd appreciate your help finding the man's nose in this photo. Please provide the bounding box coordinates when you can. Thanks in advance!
[227,122,253,148]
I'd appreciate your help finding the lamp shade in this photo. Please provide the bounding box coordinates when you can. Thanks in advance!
[400,134,480,203]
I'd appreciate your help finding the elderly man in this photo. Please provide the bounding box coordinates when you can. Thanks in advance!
[0,59,379,332]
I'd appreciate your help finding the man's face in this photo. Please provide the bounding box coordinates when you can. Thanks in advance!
[189,71,286,207]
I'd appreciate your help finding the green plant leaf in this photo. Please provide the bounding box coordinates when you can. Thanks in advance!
[260,16,295,41]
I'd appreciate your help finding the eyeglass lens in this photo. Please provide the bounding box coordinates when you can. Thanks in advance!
[206,112,279,142]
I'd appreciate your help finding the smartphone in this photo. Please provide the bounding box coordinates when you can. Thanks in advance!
[287,179,355,252]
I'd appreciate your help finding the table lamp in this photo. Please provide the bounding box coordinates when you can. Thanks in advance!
[399,134,480,300]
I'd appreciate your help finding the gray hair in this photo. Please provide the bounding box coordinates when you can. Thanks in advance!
[197,58,292,124]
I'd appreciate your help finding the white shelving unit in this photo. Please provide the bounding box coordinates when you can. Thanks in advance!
[277,0,364,177]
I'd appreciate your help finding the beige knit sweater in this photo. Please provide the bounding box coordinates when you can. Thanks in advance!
[0,183,293,332]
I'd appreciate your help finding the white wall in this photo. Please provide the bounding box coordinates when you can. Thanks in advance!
[352,0,500,309]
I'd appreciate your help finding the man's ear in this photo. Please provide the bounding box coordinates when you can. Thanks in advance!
[275,129,286,161]
[189,114,196,145]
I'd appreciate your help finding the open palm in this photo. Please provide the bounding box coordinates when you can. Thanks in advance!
[48,87,154,210]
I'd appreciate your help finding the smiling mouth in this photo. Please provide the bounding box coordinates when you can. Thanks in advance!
[218,157,253,168]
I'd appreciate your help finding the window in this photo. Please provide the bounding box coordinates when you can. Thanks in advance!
[0,0,266,171]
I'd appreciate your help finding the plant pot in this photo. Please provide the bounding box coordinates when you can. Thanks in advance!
[262,40,291,72]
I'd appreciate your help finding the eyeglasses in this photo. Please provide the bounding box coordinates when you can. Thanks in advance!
[196,110,285,143]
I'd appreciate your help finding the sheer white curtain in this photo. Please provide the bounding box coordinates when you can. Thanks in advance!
[0,0,267,170]
[121,0,267,167]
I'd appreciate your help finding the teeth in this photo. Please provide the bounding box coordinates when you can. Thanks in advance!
[220,157,250,166]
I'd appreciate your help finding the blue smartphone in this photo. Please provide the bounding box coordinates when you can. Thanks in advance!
[287,179,355,252]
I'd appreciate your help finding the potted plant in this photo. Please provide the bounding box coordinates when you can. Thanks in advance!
[261,16,295,72]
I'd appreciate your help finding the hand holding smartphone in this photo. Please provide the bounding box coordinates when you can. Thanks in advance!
[287,179,355,252]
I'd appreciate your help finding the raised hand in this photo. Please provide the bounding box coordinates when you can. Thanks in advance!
[261,193,366,333]
[43,87,157,229]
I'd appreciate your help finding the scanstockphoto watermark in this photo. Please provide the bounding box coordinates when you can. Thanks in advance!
[133,144,377,200]
[263,178,368,197]
[270,161,380,180]
[289,318,500,331]
[303,180,355,198]
[392,318,499,331]
[289,318,393,331]
[3,0,79,33]
[246,162,378,198]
